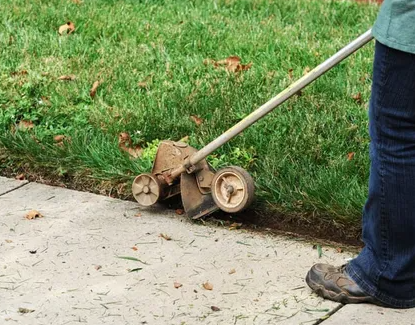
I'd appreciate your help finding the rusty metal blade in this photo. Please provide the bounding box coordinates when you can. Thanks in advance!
[180,173,219,219]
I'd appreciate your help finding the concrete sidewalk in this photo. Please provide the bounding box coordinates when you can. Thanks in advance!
[0,177,413,325]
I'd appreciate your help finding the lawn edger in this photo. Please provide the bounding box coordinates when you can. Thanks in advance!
[132,29,373,219]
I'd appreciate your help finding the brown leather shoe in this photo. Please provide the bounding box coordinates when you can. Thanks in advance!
[306,263,383,305]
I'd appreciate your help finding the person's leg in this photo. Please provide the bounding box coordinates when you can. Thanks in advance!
[347,40,415,308]
[307,41,415,308]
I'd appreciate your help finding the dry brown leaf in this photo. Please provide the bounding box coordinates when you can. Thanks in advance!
[174,282,183,289]
[205,55,252,73]
[10,70,28,77]
[228,268,236,275]
[131,246,138,251]
[211,306,221,312]
[202,281,213,290]
[90,80,100,98]
[18,120,34,130]
[303,66,311,75]
[352,92,362,104]
[118,132,143,159]
[118,132,131,145]
[5,239,13,243]
[54,135,65,143]
[15,173,25,181]
[134,212,142,217]
[40,96,51,106]
[160,233,171,241]
[347,152,355,161]
[288,68,293,80]
[190,115,203,126]
[175,209,184,215]
[58,21,75,35]
[336,247,343,253]
[57,75,76,81]
[94,265,102,270]
[25,210,43,220]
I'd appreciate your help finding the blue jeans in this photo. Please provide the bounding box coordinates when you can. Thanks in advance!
[347,41,415,308]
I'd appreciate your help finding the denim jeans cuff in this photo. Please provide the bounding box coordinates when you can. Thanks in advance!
[346,263,415,309]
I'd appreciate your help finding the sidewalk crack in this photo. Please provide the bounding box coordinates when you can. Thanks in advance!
[0,181,30,196]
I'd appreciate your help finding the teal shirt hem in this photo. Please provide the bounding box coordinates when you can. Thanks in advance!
[372,0,415,55]
[373,25,415,55]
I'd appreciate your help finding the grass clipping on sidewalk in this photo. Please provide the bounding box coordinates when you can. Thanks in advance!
[0,0,378,224]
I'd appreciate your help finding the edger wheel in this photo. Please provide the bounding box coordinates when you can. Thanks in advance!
[211,166,254,213]
[132,173,161,206]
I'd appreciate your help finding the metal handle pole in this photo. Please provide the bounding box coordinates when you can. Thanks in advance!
[189,29,373,166]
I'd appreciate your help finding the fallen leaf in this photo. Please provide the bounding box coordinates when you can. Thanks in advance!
[118,132,143,159]
[190,115,203,126]
[15,173,25,180]
[352,92,362,104]
[5,239,13,243]
[159,233,171,241]
[57,75,76,81]
[288,68,293,80]
[17,120,34,130]
[347,152,355,161]
[90,80,100,98]
[53,135,65,143]
[18,308,35,314]
[175,209,184,215]
[303,66,311,75]
[58,21,75,35]
[134,212,142,217]
[25,210,43,220]
[94,265,102,270]
[336,247,343,253]
[211,306,221,312]
[40,96,51,106]
[228,268,236,275]
[131,246,138,251]
[174,282,183,289]
[10,70,28,77]
[202,281,213,290]
[205,55,252,73]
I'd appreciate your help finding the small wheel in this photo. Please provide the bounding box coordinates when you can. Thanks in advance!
[132,173,161,206]
[211,166,255,213]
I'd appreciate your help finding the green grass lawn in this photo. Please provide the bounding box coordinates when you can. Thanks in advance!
[0,0,379,226]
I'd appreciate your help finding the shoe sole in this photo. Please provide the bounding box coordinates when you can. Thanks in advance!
[305,272,381,305]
